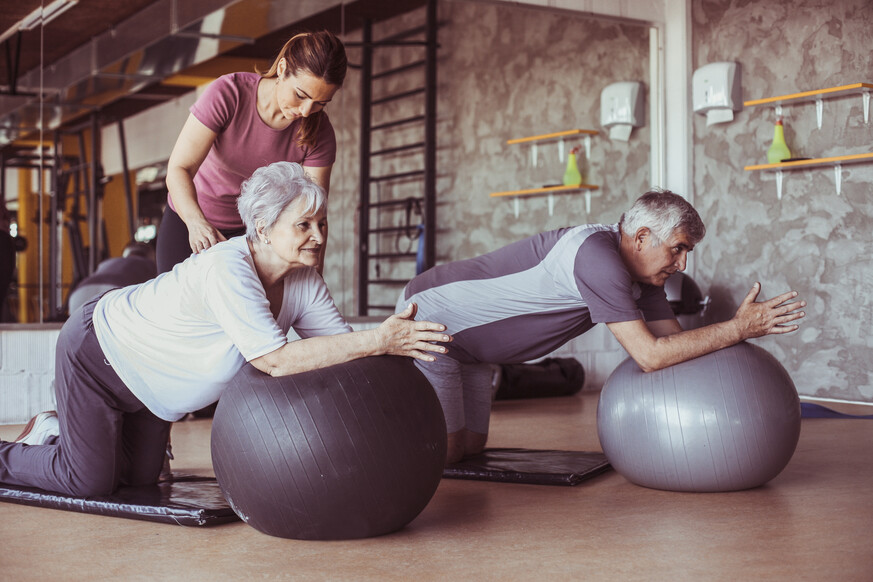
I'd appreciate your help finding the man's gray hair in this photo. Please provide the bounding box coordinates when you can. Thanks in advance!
[619,190,706,246]
[238,162,326,240]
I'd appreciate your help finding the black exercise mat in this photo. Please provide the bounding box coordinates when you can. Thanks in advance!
[0,473,239,526]
[801,402,873,419]
[443,448,611,486]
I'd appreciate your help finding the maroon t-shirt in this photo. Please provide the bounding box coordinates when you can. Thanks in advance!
[170,72,337,229]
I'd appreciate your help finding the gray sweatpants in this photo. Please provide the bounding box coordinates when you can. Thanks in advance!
[414,356,494,435]
[0,296,170,496]
[397,292,494,434]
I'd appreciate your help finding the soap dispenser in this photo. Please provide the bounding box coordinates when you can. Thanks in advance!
[767,117,791,164]
[563,145,583,186]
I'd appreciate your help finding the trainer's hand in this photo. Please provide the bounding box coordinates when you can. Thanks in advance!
[733,282,806,339]
[186,217,227,254]
[376,303,452,362]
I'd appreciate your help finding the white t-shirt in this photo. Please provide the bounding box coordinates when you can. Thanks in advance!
[92,236,352,421]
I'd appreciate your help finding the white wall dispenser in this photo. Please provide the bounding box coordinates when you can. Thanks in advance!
[692,61,742,126]
[600,81,645,141]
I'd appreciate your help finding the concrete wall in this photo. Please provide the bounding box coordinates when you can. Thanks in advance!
[324,1,654,316]
[690,0,873,403]
[317,1,656,397]
[6,0,872,426]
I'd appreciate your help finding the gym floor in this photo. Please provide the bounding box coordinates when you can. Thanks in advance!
[1,390,871,581]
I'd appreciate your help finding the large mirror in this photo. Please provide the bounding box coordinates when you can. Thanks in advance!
[0,0,659,324]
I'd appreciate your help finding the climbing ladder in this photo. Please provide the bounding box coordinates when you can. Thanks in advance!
[356,0,437,316]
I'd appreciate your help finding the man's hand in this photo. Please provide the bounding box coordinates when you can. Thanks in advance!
[732,282,806,339]
[607,282,806,373]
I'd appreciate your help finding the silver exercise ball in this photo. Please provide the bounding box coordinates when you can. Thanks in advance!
[597,342,801,492]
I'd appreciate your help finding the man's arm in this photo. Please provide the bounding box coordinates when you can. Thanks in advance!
[645,318,683,337]
[607,283,806,372]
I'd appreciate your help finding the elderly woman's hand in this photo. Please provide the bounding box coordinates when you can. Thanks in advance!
[376,303,452,361]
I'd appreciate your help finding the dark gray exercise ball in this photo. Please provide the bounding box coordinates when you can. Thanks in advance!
[597,342,801,492]
[211,357,447,540]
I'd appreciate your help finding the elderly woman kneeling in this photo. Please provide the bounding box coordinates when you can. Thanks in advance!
[0,161,450,497]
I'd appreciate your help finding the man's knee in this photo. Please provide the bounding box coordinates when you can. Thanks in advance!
[464,430,487,456]
[446,431,466,464]
[446,429,488,464]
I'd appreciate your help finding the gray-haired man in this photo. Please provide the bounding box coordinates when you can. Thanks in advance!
[398,190,806,463]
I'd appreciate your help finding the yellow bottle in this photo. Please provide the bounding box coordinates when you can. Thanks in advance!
[767,118,792,164]
[563,149,582,186]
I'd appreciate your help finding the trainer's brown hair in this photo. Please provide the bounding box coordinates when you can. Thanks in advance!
[259,31,347,148]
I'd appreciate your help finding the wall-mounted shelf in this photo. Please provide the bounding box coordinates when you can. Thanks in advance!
[744,152,873,172]
[495,129,600,217]
[489,184,600,197]
[744,82,872,128]
[507,129,599,145]
[744,153,873,199]
[490,184,600,218]
[744,83,873,198]
[508,128,598,166]
[744,82,872,106]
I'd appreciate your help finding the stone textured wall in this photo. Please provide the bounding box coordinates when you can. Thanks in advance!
[690,0,873,403]
[320,2,653,391]
[325,1,652,315]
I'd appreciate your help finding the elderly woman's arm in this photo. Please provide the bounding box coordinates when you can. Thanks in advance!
[249,303,451,377]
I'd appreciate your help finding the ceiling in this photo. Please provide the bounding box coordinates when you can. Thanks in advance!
[0,0,163,88]
[0,0,427,153]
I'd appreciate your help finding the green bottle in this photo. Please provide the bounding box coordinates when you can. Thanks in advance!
[563,150,583,186]
[767,118,791,164]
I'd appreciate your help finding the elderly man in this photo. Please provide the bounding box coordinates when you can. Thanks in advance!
[398,190,806,463]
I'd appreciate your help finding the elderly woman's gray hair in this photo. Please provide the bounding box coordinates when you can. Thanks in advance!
[237,161,327,240]
[619,190,706,246]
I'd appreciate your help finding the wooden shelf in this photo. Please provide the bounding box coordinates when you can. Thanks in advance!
[744,152,873,172]
[744,83,873,107]
[489,184,599,198]
[744,83,872,198]
[506,129,598,145]
[497,129,600,217]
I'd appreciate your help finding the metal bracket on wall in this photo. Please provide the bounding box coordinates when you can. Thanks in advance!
[745,153,873,198]
[775,168,783,200]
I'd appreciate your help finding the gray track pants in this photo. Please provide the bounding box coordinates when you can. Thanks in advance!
[0,296,170,496]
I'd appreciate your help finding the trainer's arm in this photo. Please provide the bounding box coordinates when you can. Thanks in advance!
[166,114,224,252]
[303,165,333,275]
[607,283,806,372]
[250,303,451,377]
[304,165,333,197]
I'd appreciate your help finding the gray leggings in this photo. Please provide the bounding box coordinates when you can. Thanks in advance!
[414,356,494,435]
[397,292,494,434]
[0,296,170,496]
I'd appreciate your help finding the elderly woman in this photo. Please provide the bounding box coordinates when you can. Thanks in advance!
[0,162,451,497]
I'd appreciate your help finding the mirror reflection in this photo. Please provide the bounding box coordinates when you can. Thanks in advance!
[0,0,653,324]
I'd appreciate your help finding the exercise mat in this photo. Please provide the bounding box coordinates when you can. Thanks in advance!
[0,473,239,526]
[801,402,873,419]
[443,448,611,486]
